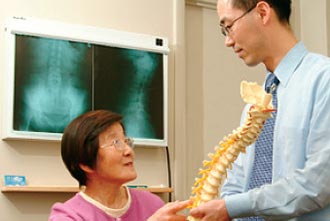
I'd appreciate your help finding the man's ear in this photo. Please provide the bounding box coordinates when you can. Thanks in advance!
[255,1,272,24]
[79,164,94,173]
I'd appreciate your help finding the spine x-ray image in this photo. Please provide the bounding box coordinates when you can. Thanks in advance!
[14,35,92,133]
[93,46,164,140]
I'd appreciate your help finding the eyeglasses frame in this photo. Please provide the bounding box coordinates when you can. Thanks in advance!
[100,137,134,151]
[220,4,257,37]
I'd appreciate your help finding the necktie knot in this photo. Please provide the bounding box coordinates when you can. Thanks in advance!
[265,74,279,108]
[265,74,280,94]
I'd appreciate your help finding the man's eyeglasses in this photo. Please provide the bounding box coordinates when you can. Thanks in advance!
[100,137,134,151]
[220,5,256,37]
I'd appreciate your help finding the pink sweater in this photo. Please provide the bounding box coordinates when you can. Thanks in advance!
[49,189,164,221]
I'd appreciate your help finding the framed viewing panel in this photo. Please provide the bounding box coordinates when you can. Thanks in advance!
[2,17,169,147]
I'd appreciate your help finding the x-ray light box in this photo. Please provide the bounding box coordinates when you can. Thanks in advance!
[2,17,169,147]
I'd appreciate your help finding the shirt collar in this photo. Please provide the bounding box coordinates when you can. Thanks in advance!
[267,42,308,88]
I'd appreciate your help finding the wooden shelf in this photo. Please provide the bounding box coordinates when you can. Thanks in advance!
[1,185,173,194]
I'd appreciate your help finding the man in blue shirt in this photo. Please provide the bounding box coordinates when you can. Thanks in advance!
[190,0,330,220]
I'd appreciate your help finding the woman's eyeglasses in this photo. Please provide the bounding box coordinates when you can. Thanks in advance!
[100,137,134,151]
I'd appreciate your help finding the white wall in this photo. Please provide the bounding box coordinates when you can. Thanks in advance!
[299,0,328,55]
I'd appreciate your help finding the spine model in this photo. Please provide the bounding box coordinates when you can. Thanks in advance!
[187,81,274,221]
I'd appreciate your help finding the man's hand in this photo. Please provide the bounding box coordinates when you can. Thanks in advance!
[147,200,191,221]
[190,199,230,221]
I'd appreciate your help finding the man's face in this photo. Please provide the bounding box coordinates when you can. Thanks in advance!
[217,0,265,67]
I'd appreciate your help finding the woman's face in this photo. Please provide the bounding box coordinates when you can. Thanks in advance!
[92,122,137,185]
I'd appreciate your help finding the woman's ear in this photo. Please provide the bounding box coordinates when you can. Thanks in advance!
[79,164,94,173]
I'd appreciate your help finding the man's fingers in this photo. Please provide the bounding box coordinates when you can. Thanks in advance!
[190,207,204,218]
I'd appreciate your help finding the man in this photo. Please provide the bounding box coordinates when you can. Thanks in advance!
[190,0,330,220]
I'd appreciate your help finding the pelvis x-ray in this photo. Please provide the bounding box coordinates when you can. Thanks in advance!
[13,35,164,140]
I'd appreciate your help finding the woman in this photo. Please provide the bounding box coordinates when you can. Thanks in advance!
[49,110,189,221]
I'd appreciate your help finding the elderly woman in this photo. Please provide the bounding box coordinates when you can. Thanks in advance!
[49,110,189,221]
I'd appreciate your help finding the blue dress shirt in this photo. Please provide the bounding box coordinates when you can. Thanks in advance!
[221,42,330,221]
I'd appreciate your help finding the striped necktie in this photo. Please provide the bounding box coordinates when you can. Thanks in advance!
[239,74,279,221]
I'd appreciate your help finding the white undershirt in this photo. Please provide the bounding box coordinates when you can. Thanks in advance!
[79,186,131,218]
